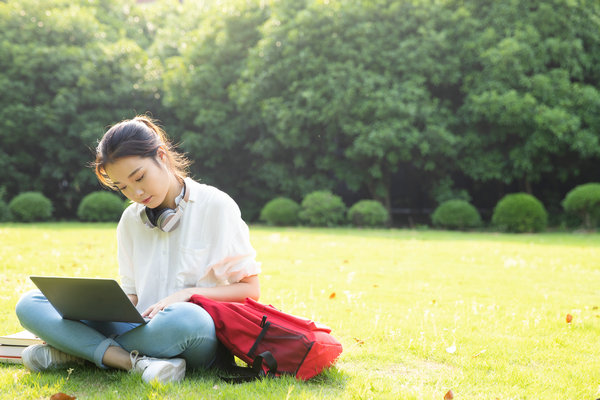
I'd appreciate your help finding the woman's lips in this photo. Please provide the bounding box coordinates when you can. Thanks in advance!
[142,196,152,205]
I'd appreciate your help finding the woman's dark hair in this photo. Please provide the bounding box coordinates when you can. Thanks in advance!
[94,115,190,189]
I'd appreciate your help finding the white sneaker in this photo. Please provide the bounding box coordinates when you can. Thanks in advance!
[21,344,82,372]
[129,350,186,383]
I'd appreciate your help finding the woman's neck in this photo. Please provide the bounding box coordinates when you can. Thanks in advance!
[162,175,184,209]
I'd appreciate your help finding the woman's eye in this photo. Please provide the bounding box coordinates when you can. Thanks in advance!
[136,174,144,182]
[118,186,127,191]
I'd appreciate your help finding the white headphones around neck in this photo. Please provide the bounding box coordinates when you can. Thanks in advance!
[139,182,189,232]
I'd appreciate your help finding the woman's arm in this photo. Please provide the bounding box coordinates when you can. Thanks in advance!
[141,275,260,319]
[127,294,138,306]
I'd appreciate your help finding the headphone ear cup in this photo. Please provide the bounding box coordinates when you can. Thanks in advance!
[141,206,178,231]
[155,208,176,231]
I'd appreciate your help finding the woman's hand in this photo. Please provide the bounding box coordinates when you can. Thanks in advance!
[141,274,260,319]
[141,288,193,319]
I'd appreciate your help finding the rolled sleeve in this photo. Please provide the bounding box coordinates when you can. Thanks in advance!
[208,191,261,284]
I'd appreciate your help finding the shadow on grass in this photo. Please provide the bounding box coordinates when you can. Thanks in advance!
[2,362,348,399]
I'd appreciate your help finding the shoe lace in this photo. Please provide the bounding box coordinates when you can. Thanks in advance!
[130,350,142,372]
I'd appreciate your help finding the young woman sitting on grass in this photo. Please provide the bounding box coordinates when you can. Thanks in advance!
[15,115,261,383]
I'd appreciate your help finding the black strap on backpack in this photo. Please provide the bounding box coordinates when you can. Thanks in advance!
[218,351,278,383]
[212,314,281,383]
[214,339,278,383]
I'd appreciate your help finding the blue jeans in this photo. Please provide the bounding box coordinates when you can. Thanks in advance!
[15,290,218,369]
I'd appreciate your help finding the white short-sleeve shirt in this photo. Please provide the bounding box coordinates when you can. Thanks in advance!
[116,178,261,313]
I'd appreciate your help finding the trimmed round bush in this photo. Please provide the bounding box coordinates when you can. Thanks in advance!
[431,199,482,230]
[259,197,301,226]
[348,200,389,227]
[492,193,548,233]
[0,200,11,222]
[8,192,53,222]
[299,191,347,227]
[77,191,125,222]
[562,183,600,229]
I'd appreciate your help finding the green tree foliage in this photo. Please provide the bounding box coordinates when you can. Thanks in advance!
[454,0,600,191]
[160,0,269,219]
[0,200,10,222]
[0,0,164,218]
[235,0,461,211]
[1,0,600,223]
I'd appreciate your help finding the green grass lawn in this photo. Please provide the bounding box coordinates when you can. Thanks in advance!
[0,223,599,399]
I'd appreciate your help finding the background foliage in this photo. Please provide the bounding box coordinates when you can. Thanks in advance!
[1,0,599,223]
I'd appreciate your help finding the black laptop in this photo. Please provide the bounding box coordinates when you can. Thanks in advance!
[30,276,147,324]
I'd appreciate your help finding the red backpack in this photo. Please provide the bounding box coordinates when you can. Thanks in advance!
[189,295,343,381]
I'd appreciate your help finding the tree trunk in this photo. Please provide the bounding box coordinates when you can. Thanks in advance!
[366,173,392,226]
[524,178,532,194]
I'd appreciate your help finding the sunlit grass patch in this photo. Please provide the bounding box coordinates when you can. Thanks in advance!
[0,224,599,399]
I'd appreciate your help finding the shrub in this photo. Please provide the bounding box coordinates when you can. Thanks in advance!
[8,192,53,222]
[431,199,482,230]
[348,200,389,227]
[259,197,301,226]
[299,191,347,226]
[77,191,125,222]
[492,193,548,233]
[561,183,600,229]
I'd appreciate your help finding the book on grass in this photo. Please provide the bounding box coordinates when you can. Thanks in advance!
[0,330,44,347]
[0,344,27,364]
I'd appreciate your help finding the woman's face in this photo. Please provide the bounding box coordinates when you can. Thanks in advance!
[104,153,171,209]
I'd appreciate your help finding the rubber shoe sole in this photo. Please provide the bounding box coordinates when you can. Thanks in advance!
[21,344,81,372]
[140,358,186,383]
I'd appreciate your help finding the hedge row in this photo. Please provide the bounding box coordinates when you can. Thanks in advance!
[1,183,599,232]
[431,183,600,232]
[0,191,128,223]
[260,184,600,231]
[259,192,390,228]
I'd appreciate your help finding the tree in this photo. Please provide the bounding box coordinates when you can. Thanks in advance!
[234,0,464,211]
[161,0,270,218]
[0,0,165,217]
[454,0,600,193]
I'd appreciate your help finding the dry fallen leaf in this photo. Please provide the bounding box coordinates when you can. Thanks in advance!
[50,393,76,400]
[566,313,573,323]
[471,349,486,358]
[353,337,365,345]
[329,292,336,299]
[444,389,454,400]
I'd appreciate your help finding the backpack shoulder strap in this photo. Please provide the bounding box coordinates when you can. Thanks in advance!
[219,351,278,384]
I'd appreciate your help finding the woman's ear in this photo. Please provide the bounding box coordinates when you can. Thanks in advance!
[157,146,168,163]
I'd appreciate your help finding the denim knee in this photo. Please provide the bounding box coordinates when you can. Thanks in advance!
[162,302,216,338]
[15,290,45,327]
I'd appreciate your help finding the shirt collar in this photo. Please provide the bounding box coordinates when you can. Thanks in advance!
[183,177,197,203]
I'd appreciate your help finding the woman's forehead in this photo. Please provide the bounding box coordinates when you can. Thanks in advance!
[104,156,150,183]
